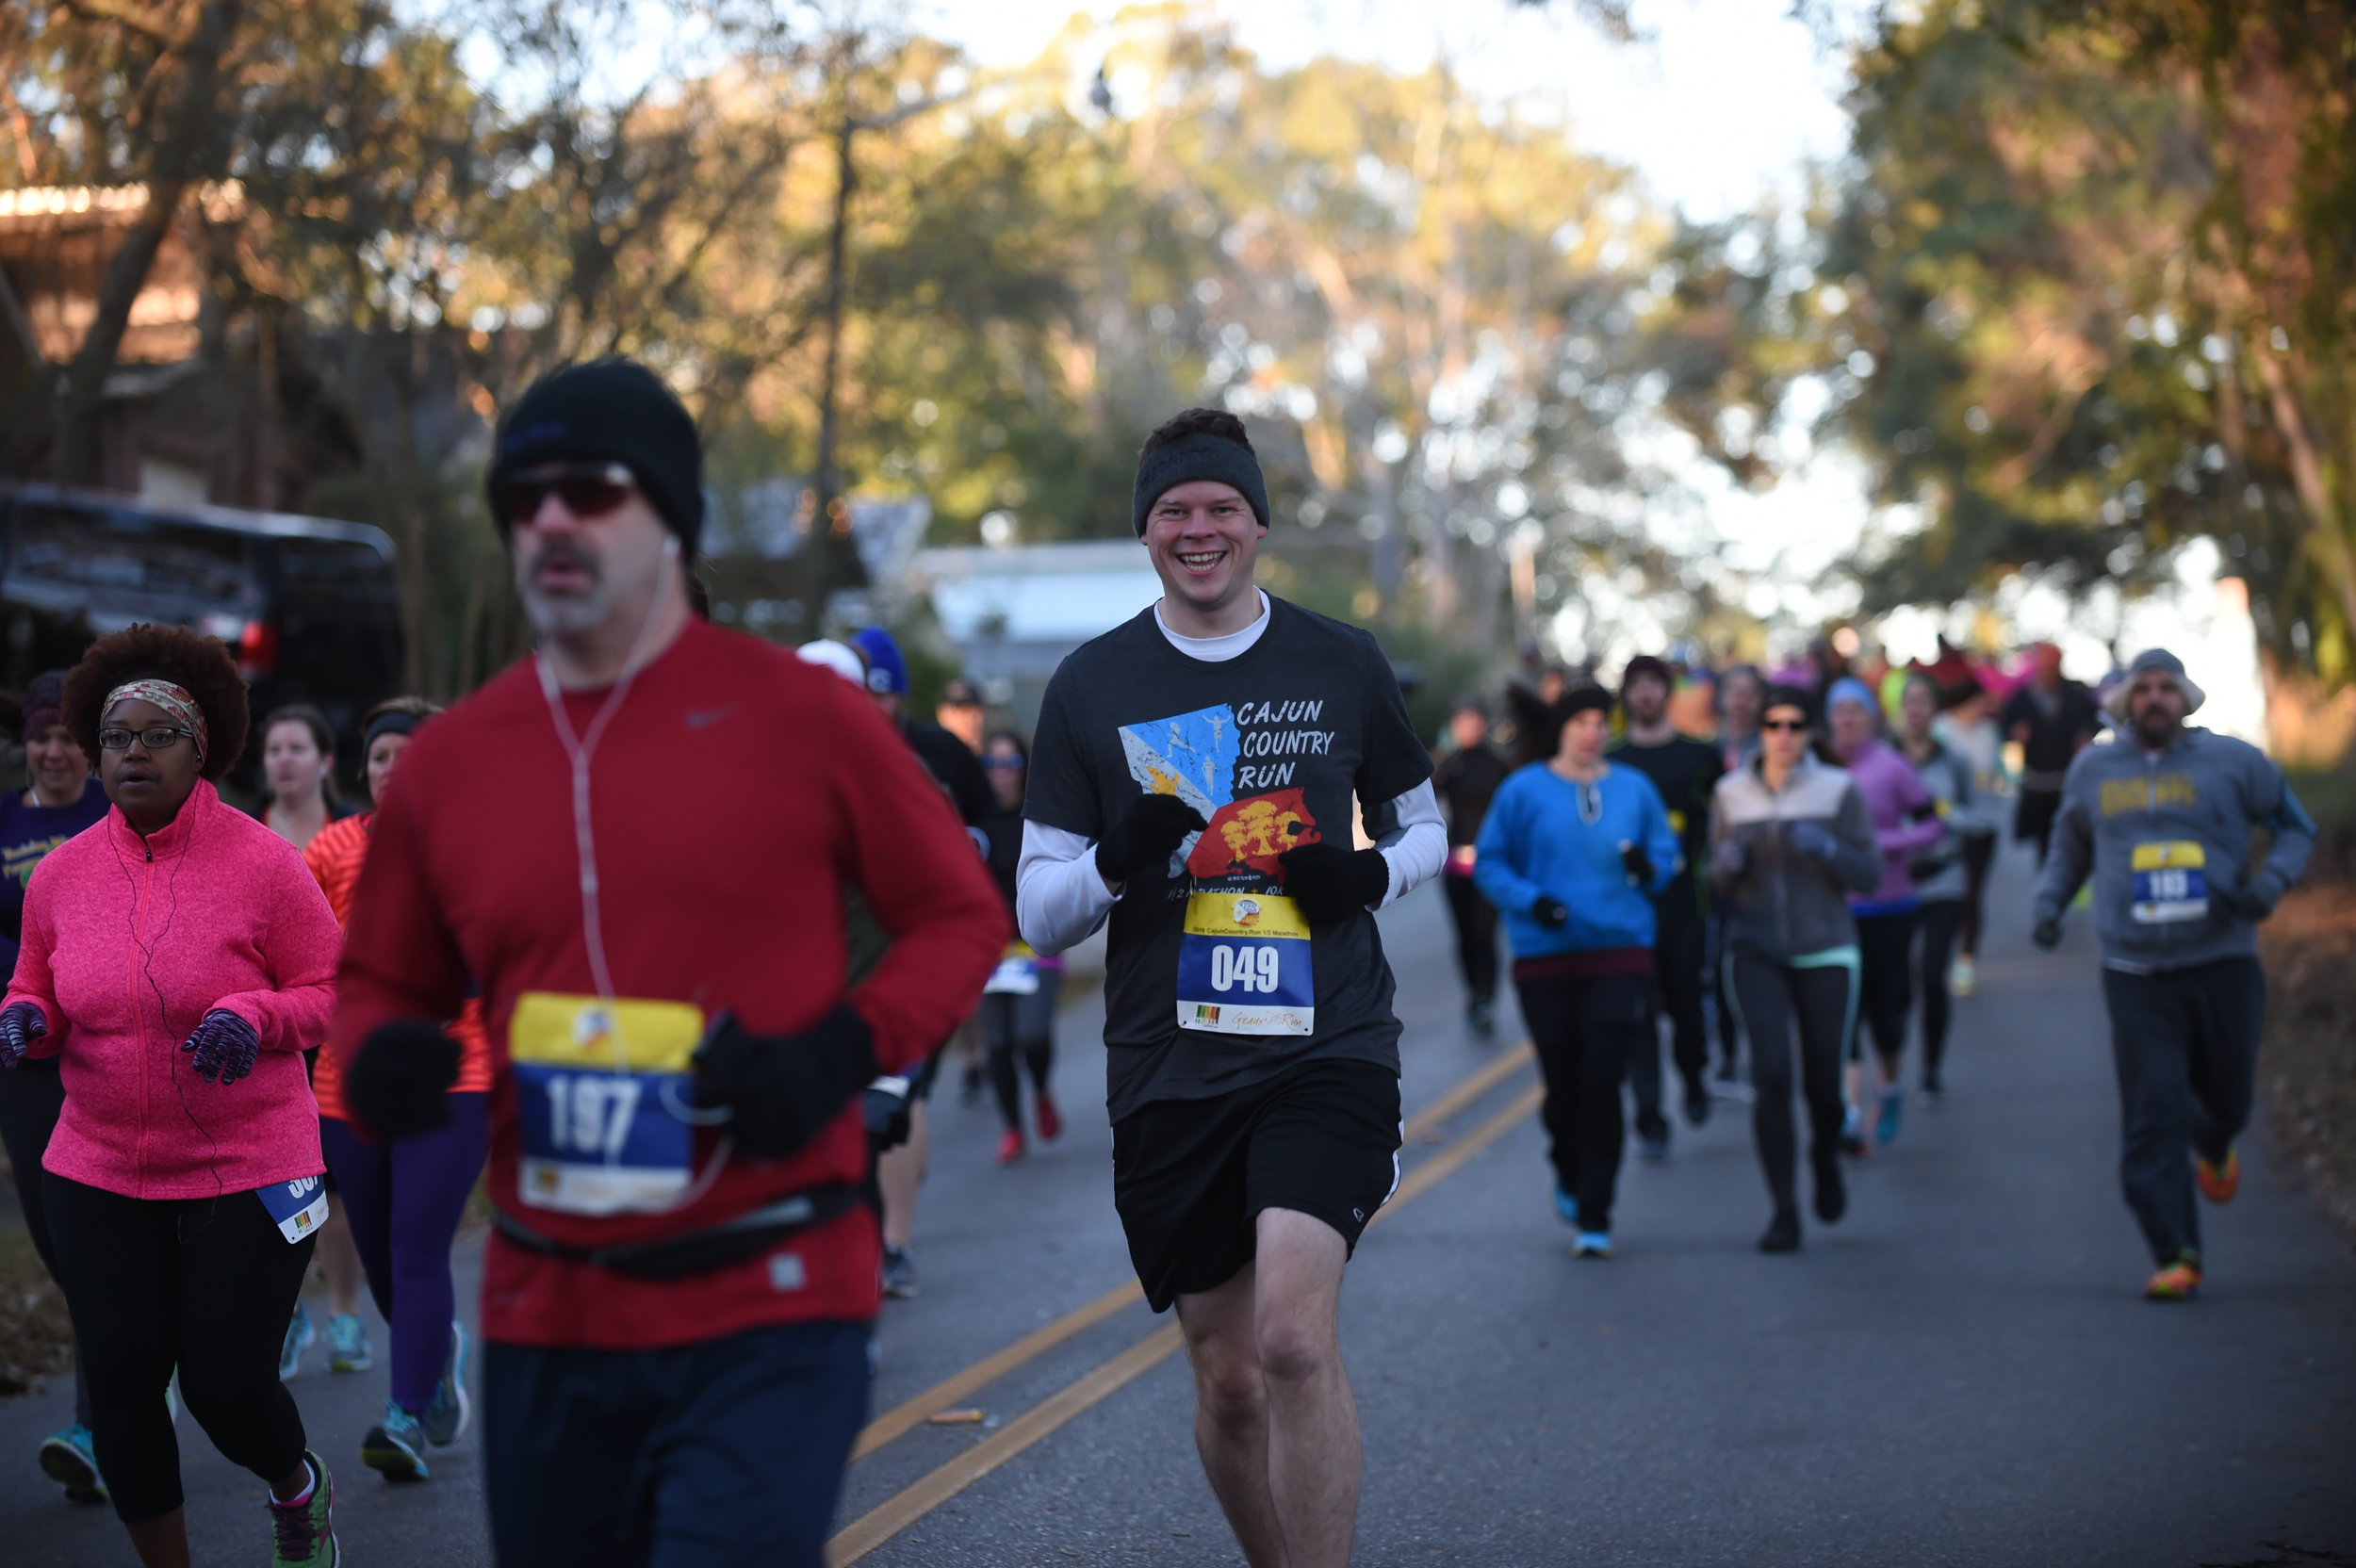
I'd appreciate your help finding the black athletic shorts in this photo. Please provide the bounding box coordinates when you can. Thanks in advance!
[1111,1057,1401,1313]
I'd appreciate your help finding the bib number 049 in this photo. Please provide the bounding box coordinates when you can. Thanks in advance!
[1208,942,1283,994]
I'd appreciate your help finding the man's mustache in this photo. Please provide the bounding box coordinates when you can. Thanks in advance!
[528,540,600,583]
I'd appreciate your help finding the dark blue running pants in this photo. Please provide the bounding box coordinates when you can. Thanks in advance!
[484,1317,872,1568]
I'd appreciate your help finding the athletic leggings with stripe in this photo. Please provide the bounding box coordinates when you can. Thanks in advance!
[1726,944,1857,1215]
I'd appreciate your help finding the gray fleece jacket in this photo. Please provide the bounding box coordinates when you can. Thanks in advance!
[2033,727,2315,972]
[1709,752,1883,961]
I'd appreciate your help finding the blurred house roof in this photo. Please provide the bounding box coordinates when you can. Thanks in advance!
[912,539,1162,649]
[0,183,245,369]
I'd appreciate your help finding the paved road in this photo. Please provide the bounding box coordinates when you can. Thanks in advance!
[6,846,2353,1564]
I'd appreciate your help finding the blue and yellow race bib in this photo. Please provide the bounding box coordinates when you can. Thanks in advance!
[511,992,705,1216]
[2130,841,2208,924]
[1176,891,1314,1036]
[984,941,1042,996]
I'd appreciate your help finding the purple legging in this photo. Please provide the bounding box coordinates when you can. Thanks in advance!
[319,1095,489,1415]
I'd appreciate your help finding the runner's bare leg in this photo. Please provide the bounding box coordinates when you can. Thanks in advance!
[1178,1261,1284,1567]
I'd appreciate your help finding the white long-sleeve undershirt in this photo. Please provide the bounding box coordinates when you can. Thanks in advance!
[1014,593,1447,955]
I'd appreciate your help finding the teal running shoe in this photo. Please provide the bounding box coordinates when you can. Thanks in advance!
[1874,1085,1904,1148]
[39,1422,106,1504]
[361,1402,430,1481]
[1552,1185,1579,1227]
[421,1321,470,1446]
[1573,1231,1613,1258]
[266,1451,337,1564]
[326,1313,372,1374]
[279,1307,315,1381]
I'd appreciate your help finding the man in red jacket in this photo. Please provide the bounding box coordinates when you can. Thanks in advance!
[329,358,1005,1568]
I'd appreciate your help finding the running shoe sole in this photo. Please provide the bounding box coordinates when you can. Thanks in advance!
[361,1424,429,1482]
[421,1321,470,1447]
[38,1431,106,1504]
[279,1311,316,1381]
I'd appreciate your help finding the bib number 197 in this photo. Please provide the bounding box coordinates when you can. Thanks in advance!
[540,1074,644,1161]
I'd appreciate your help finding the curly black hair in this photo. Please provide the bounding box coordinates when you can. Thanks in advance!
[62,623,251,781]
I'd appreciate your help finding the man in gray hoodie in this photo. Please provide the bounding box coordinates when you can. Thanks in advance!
[2032,648,2315,1301]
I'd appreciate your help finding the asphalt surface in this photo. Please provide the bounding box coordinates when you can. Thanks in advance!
[5,845,2353,1565]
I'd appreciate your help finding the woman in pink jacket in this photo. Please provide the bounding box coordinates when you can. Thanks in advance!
[0,624,344,1568]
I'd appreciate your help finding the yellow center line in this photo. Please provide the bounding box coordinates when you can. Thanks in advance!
[826,1078,1548,1565]
[848,1042,1536,1460]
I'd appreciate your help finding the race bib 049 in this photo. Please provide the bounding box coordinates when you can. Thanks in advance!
[256,1174,331,1244]
[510,991,705,1216]
[1176,891,1314,1037]
[2130,841,2208,924]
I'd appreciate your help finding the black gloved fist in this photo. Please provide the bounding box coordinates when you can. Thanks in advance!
[1095,794,1207,886]
[1277,841,1390,928]
[2211,878,2274,922]
[2031,916,2062,951]
[1531,895,1570,930]
[1619,841,1655,888]
[347,1019,461,1138]
[695,1004,879,1161]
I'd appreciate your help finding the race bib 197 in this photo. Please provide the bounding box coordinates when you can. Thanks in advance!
[510,991,705,1216]
[256,1174,331,1244]
[2130,841,2208,924]
[1176,891,1314,1037]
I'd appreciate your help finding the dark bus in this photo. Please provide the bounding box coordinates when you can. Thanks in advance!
[0,483,404,789]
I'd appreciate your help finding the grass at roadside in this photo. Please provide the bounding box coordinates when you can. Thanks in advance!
[0,1193,73,1398]
[2263,763,2356,1246]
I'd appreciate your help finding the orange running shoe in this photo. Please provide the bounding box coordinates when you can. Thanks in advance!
[1033,1091,1064,1144]
[2196,1148,2239,1204]
[994,1128,1025,1167]
[2144,1255,2201,1301]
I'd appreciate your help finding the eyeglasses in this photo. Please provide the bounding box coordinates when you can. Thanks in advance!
[1759,718,1809,732]
[493,462,638,528]
[98,726,195,752]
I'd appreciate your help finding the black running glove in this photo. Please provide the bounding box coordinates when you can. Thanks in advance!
[695,1005,879,1161]
[1619,841,1655,888]
[2210,877,2275,922]
[2031,916,2063,951]
[346,1019,461,1138]
[182,1009,260,1085]
[1095,794,1207,885]
[1277,841,1390,928]
[1531,895,1570,930]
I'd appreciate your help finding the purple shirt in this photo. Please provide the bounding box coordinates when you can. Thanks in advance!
[1841,741,1943,912]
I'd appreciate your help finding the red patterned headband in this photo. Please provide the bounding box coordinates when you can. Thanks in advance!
[104,679,209,764]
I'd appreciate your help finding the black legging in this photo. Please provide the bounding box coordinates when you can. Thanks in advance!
[1514,970,1653,1232]
[980,972,1060,1135]
[1853,909,1919,1072]
[1957,832,1997,957]
[1441,873,1500,1006]
[0,1062,91,1427]
[1916,899,1965,1079]
[44,1175,315,1524]
[1726,946,1854,1217]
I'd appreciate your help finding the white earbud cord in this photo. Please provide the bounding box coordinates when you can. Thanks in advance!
[532,540,735,1214]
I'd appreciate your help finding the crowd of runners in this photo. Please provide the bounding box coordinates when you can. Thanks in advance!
[0,357,2316,1567]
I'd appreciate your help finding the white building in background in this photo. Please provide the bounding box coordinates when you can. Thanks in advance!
[909,539,1163,727]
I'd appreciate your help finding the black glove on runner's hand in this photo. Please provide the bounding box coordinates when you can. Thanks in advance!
[695,1005,880,1161]
[2210,878,2275,922]
[347,1019,461,1138]
[0,1001,47,1069]
[1095,794,1208,885]
[2031,916,2063,951]
[182,1009,260,1085]
[1277,841,1391,929]
[1619,841,1655,888]
[1531,896,1570,930]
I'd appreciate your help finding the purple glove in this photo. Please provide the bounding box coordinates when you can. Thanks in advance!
[0,1002,47,1069]
[182,1009,260,1086]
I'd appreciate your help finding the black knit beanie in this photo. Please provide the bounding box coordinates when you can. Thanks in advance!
[487,358,705,556]
[1132,430,1271,537]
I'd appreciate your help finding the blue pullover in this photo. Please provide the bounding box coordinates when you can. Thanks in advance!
[1474,761,1681,959]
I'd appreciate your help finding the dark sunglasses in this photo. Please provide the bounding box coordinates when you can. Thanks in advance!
[1759,717,1809,732]
[494,462,638,528]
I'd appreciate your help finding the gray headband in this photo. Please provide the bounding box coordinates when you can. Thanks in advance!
[1131,433,1270,537]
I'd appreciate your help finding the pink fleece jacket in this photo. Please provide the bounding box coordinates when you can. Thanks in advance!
[5,779,340,1200]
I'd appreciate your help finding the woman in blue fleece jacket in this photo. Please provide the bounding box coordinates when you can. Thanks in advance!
[1476,684,1680,1255]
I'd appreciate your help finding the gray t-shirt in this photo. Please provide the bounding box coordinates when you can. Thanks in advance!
[1025,597,1432,1120]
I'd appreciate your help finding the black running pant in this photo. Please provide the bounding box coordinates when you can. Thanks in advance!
[1916,899,1965,1077]
[1957,832,1997,956]
[2100,958,2263,1268]
[1726,947,1853,1217]
[1441,872,1499,1006]
[1708,913,1741,1071]
[1853,909,1918,1072]
[43,1174,315,1524]
[0,1061,91,1426]
[1515,971,1652,1232]
[980,972,1060,1135]
[2015,787,2063,867]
